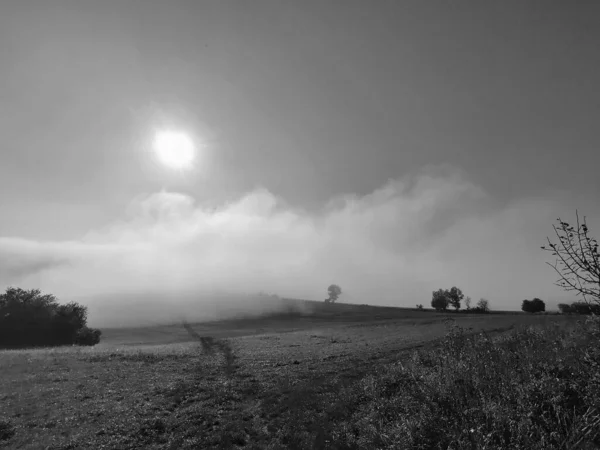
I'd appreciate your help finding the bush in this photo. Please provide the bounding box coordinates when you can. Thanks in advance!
[0,418,15,442]
[557,301,600,315]
[0,287,101,349]
[522,298,546,313]
[570,301,600,315]
[74,326,102,346]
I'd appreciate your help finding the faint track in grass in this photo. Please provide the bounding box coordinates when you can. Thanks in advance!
[182,321,237,378]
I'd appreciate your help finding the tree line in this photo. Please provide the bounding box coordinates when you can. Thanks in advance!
[0,287,101,349]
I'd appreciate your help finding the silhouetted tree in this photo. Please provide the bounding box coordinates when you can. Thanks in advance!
[74,327,102,346]
[522,298,545,313]
[325,284,342,303]
[431,287,465,311]
[447,286,464,311]
[431,289,449,311]
[570,301,600,315]
[0,287,101,348]
[541,211,599,308]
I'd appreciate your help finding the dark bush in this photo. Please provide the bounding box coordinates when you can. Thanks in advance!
[569,301,600,315]
[556,301,600,315]
[74,326,102,346]
[0,287,101,349]
[522,298,546,313]
[0,418,15,442]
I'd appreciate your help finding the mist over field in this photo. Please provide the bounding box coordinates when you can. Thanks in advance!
[1,166,594,326]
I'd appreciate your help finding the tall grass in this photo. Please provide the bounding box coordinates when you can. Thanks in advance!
[319,317,600,449]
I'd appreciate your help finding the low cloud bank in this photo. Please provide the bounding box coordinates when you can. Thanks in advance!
[0,166,594,326]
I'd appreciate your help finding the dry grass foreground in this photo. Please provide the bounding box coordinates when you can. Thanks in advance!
[0,305,596,449]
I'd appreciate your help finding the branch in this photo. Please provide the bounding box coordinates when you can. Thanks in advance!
[554,220,596,282]
[546,236,596,285]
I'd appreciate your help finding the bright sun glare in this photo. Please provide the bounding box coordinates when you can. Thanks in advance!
[153,130,195,170]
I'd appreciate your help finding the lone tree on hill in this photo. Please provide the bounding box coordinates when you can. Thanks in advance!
[541,211,599,308]
[522,298,546,313]
[325,284,342,303]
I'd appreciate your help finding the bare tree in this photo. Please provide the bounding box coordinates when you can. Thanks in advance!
[465,296,472,310]
[476,298,490,312]
[541,211,600,305]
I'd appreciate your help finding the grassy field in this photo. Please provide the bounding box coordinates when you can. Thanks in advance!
[0,302,594,449]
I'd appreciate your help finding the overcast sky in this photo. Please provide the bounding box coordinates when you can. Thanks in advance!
[1,1,599,322]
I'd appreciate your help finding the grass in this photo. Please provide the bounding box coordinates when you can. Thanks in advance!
[0,303,596,449]
[327,319,600,449]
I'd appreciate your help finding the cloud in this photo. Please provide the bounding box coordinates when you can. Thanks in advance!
[0,165,594,326]
[0,238,71,278]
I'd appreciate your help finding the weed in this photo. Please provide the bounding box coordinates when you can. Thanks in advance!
[0,418,15,441]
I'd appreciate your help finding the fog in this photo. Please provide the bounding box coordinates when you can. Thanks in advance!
[0,166,596,327]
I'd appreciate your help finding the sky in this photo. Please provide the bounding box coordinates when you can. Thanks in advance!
[1,1,599,325]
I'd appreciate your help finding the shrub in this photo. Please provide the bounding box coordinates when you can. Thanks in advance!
[522,298,546,313]
[571,301,600,315]
[0,287,101,348]
[556,301,600,315]
[74,326,102,346]
[0,418,15,442]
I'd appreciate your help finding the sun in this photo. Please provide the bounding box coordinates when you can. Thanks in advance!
[153,130,195,170]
